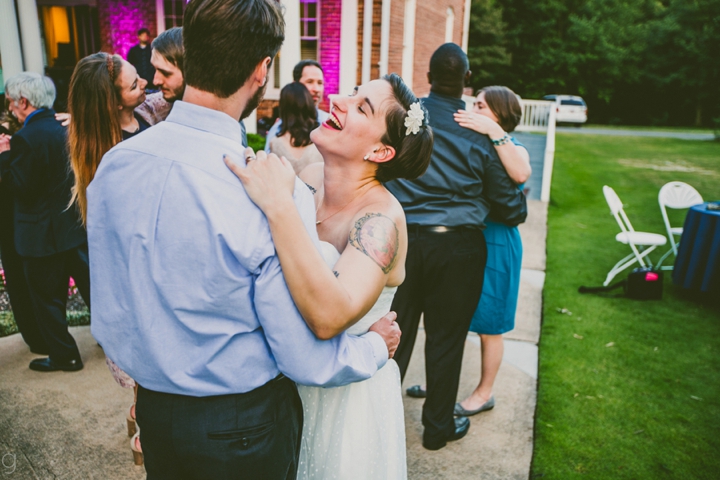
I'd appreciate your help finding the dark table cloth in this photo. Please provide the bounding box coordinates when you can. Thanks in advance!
[672,203,720,294]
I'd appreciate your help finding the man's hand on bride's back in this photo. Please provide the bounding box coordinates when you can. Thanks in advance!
[368,311,401,359]
[224,147,296,215]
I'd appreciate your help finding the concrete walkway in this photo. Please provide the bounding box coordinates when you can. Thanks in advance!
[0,201,548,479]
[556,126,714,140]
[403,199,546,479]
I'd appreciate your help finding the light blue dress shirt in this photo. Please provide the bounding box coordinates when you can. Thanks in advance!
[264,108,329,152]
[88,101,387,397]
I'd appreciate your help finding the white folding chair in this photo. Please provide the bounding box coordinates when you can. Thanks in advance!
[602,186,667,286]
[657,182,704,269]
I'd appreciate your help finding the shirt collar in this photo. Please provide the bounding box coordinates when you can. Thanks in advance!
[24,108,46,125]
[427,91,466,109]
[165,101,245,144]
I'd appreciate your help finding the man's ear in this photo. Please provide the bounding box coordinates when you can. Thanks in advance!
[427,72,432,85]
[254,57,272,86]
[464,70,472,87]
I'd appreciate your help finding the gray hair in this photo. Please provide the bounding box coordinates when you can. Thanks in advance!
[4,72,56,109]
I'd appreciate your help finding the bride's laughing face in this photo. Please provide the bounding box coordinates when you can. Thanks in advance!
[311,79,394,162]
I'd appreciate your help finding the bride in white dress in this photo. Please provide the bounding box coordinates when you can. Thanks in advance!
[227,74,433,479]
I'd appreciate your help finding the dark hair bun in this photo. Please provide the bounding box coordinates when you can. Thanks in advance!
[377,73,433,183]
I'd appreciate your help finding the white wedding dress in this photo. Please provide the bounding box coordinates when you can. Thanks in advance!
[296,241,407,480]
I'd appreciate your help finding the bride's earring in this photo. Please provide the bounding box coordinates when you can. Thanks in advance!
[363,149,378,162]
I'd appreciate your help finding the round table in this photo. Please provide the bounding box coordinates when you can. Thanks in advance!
[672,203,720,294]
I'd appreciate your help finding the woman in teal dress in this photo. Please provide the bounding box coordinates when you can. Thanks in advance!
[452,86,531,415]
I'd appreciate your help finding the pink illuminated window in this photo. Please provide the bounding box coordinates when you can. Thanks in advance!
[300,0,319,60]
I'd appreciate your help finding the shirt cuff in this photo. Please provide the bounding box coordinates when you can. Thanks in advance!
[361,331,389,370]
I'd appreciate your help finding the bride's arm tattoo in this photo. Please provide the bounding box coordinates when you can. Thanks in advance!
[348,213,399,274]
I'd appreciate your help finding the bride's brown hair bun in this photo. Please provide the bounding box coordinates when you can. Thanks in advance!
[375,73,434,183]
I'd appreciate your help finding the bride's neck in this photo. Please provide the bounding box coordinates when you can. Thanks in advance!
[118,107,136,130]
[321,158,379,207]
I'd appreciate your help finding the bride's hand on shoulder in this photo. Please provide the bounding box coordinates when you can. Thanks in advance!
[224,147,297,214]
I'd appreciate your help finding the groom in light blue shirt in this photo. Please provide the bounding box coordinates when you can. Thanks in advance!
[87,1,399,478]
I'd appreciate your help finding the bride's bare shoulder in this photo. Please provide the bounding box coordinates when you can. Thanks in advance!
[298,162,324,190]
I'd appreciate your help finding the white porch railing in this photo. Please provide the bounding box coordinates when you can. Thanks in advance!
[516,99,554,133]
[518,100,557,203]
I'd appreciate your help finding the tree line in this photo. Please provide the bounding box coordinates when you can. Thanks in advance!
[466,0,720,127]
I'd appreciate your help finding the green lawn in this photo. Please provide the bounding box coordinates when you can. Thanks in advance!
[532,134,720,479]
[583,124,715,135]
[0,309,89,338]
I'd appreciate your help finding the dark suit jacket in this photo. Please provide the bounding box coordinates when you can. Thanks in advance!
[0,109,87,257]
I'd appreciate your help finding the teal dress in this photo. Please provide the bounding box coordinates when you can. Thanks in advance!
[469,137,525,335]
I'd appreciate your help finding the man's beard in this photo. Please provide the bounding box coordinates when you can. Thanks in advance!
[165,84,186,103]
[240,81,267,120]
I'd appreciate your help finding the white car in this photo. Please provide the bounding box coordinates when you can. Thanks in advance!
[544,95,588,125]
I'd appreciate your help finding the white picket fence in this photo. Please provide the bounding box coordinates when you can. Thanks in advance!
[462,96,557,202]
[518,100,556,202]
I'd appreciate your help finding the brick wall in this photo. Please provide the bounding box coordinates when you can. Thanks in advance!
[319,0,342,110]
[97,0,157,59]
[412,0,466,96]
[356,0,467,97]
[356,0,386,84]
[257,100,279,120]
[387,0,405,77]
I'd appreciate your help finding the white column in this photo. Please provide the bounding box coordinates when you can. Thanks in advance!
[338,0,358,96]
[401,0,416,88]
[461,0,472,52]
[378,0,391,77]
[280,0,301,88]
[16,0,44,74]
[361,0,373,84]
[245,109,257,135]
[156,0,166,35]
[0,0,24,81]
[445,7,455,43]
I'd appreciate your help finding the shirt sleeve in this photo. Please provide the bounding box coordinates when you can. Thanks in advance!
[251,178,389,387]
[264,120,281,153]
[478,145,528,226]
[0,135,46,203]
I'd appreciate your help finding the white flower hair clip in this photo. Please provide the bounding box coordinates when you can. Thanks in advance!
[404,102,424,135]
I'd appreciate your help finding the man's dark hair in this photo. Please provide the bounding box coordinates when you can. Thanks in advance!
[278,82,318,147]
[429,43,469,88]
[137,28,150,36]
[293,60,323,82]
[152,27,184,73]
[184,0,285,98]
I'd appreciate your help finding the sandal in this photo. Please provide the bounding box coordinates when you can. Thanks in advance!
[126,404,137,437]
[130,431,143,466]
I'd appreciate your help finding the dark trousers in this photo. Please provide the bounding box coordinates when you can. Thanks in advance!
[0,230,46,352]
[391,228,487,443]
[22,244,91,362]
[137,375,303,480]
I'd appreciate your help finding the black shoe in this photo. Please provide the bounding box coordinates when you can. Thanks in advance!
[29,357,83,372]
[406,385,427,398]
[422,416,470,450]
